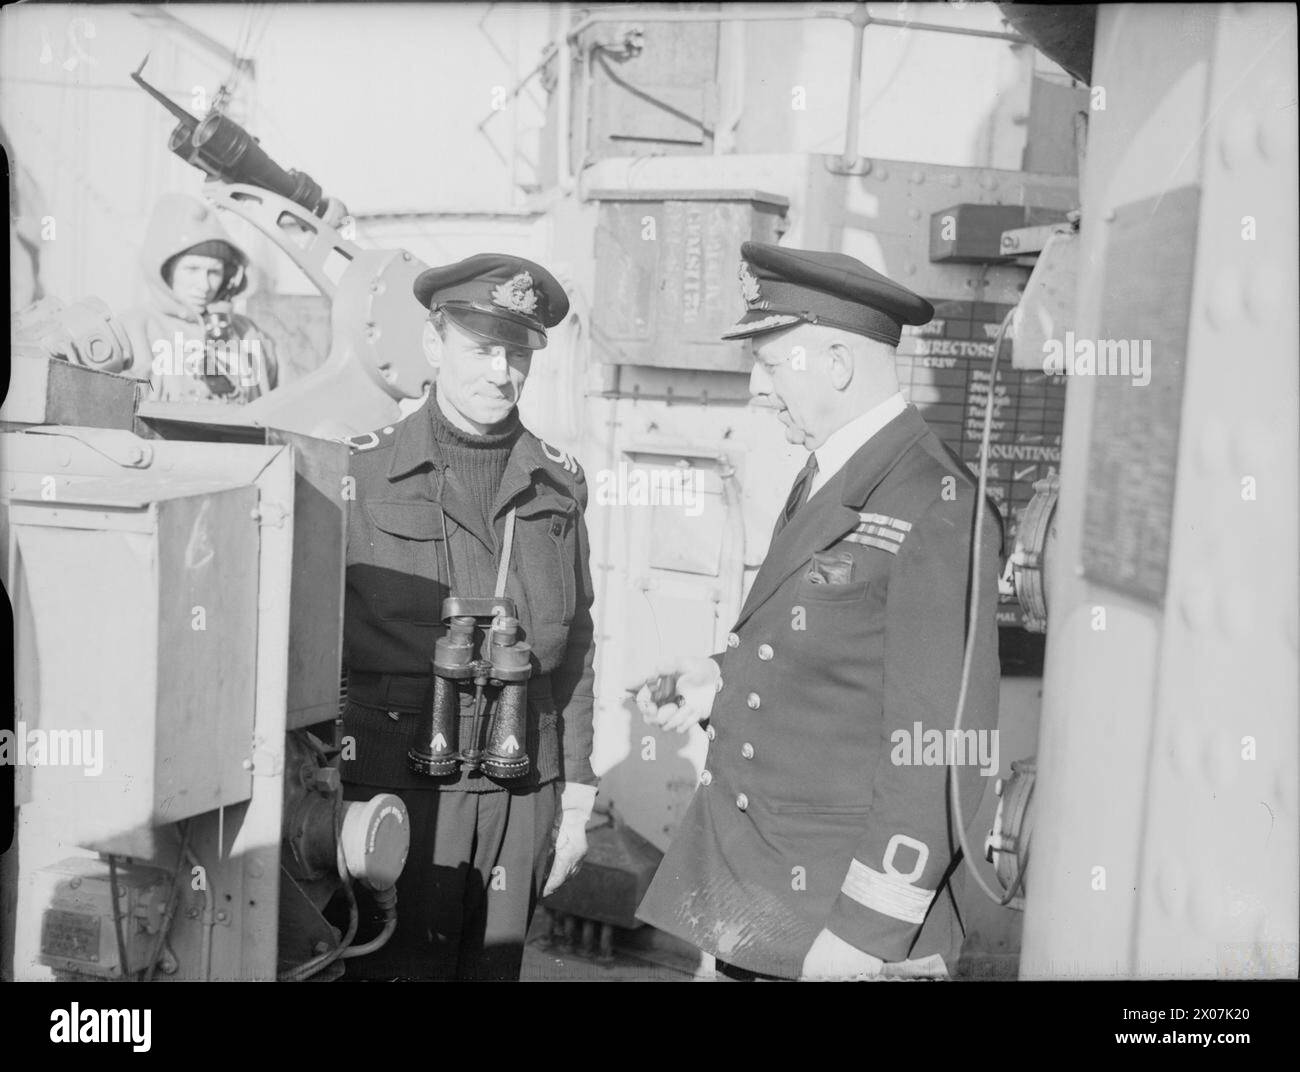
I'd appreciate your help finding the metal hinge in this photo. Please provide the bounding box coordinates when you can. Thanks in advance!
[250,501,288,528]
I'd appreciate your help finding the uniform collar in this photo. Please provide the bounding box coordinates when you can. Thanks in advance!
[386,393,542,485]
[809,392,906,497]
[385,393,554,550]
[387,394,445,481]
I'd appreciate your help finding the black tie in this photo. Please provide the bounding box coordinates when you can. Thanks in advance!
[774,453,819,537]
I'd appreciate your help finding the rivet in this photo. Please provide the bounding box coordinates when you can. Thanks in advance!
[911,170,924,184]
[907,208,921,220]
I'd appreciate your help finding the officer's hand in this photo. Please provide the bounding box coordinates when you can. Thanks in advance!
[799,928,885,981]
[632,657,720,734]
[543,809,589,897]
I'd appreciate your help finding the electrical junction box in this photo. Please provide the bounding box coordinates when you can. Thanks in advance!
[36,857,170,979]
[589,189,789,372]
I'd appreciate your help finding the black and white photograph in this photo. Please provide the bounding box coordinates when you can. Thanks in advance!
[0,0,1296,1041]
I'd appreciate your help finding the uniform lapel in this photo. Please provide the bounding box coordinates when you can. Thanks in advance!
[732,406,929,630]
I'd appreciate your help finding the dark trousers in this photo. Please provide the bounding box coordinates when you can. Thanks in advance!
[342,781,560,981]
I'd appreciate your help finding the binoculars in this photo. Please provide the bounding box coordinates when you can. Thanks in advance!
[408,597,533,780]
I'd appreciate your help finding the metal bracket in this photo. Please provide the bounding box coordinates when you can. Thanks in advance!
[243,739,285,778]
[250,500,289,529]
[825,154,872,177]
[24,427,154,469]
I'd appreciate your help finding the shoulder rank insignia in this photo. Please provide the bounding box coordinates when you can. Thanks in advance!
[844,512,912,554]
[540,439,579,474]
[342,431,380,452]
[341,426,394,452]
[491,271,539,315]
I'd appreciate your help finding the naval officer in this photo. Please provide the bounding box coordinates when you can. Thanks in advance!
[339,254,597,980]
[634,242,1001,980]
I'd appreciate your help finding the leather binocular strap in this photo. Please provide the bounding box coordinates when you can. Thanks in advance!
[495,505,517,599]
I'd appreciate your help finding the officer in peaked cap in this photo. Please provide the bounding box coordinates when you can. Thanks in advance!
[338,253,597,980]
[634,242,1002,980]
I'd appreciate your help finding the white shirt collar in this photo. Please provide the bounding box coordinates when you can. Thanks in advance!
[808,392,907,497]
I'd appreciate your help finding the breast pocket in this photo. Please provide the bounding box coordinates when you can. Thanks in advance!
[517,499,577,625]
[363,501,448,626]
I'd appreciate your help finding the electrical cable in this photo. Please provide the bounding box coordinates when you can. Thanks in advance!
[107,855,133,980]
[947,304,1026,907]
[143,819,193,982]
[278,877,360,982]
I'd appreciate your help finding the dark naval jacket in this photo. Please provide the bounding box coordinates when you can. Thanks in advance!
[636,405,1001,977]
[339,397,597,793]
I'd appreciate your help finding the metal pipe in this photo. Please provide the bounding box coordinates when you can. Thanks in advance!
[863,14,1025,42]
[563,6,1025,42]
[839,3,869,171]
[556,3,575,192]
[566,7,846,41]
[184,846,215,982]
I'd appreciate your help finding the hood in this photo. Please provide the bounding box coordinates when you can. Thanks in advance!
[140,193,249,318]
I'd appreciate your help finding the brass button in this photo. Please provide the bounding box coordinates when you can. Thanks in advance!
[727,632,740,649]
[741,742,754,760]
[746,692,761,710]
[706,725,717,741]
[758,644,774,661]
[700,769,713,786]
[736,793,749,811]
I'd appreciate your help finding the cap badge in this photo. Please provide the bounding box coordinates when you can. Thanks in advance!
[491,271,539,316]
[738,261,762,306]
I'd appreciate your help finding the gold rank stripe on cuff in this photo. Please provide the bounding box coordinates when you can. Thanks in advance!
[841,858,936,924]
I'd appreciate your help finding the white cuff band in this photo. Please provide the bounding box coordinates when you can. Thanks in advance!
[841,858,936,924]
[560,782,598,822]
